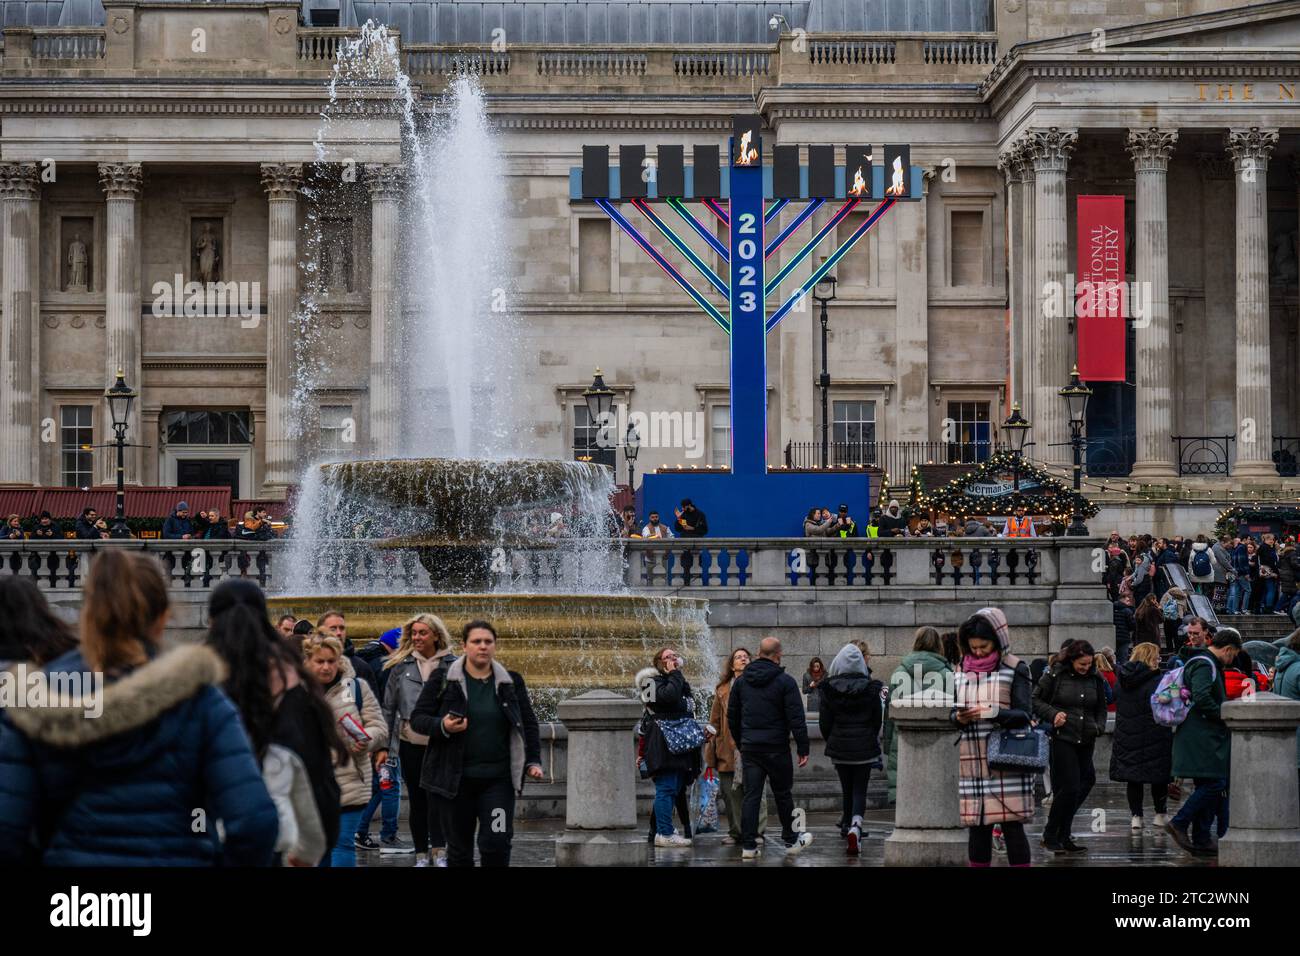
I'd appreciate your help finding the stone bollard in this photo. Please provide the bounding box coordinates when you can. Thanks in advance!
[554,690,650,866]
[1219,692,1300,867]
[884,697,967,866]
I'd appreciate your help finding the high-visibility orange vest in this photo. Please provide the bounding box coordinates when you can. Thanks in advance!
[1007,515,1033,538]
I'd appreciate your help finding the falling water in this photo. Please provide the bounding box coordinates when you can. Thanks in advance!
[275,24,716,711]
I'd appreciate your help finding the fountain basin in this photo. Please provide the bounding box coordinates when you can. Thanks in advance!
[268,593,713,714]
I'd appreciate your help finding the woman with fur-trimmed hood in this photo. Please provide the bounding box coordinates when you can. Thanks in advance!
[382,613,455,866]
[951,606,1035,867]
[0,551,279,866]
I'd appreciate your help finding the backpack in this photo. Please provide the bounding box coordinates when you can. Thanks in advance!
[1151,656,1217,728]
[1161,595,1181,622]
[1191,549,1212,578]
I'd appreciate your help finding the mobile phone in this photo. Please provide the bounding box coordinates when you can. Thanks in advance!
[447,708,466,720]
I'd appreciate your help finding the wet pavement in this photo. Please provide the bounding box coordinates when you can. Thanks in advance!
[357,782,1216,867]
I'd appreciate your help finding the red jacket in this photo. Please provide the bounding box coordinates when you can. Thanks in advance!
[1100,669,1117,712]
[1224,668,1270,700]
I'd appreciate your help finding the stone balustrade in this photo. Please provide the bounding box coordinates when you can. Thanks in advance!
[622,536,1101,591]
[2,23,998,84]
[0,540,279,591]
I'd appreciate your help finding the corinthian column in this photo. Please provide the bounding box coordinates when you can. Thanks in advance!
[1227,128,1279,478]
[1028,128,1077,466]
[0,163,40,485]
[366,164,403,458]
[1127,128,1179,478]
[999,145,1028,418]
[261,163,303,492]
[98,163,143,485]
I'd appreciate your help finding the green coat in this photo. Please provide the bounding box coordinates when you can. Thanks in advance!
[1171,649,1231,780]
[1272,646,1300,768]
[884,651,953,802]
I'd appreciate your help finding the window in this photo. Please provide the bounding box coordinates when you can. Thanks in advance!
[832,400,876,464]
[60,405,94,487]
[164,410,252,444]
[950,210,986,286]
[578,219,611,293]
[710,405,730,467]
[573,405,615,468]
[946,401,991,463]
[320,405,353,455]
[836,213,870,286]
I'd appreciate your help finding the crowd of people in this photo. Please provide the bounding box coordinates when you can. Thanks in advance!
[0,500,279,541]
[1,529,1297,868]
[0,560,542,868]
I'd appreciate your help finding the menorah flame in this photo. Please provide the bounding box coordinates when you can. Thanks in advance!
[885,155,906,196]
[849,165,868,197]
[736,130,758,166]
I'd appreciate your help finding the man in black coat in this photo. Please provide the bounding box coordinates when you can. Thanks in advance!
[1113,593,1136,663]
[727,636,812,857]
[674,499,708,537]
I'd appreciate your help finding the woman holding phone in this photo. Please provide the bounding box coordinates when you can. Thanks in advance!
[305,631,387,867]
[409,620,543,867]
[952,608,1035,867]
[638,647,708,849]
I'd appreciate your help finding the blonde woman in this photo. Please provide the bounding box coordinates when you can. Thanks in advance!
[304,631,387,867]
[382,613,455,866]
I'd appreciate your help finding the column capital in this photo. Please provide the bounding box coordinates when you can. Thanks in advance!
[1226,127,1279,172]
[0,162,40,200]
[260,162,304,200]
[1126,127,1178,171]
[1025,127,1077,173]
[997,147,1026,184]
[98,162,143,199]
[364,164,405,200]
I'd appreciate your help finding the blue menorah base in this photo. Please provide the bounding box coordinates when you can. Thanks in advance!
[638,469,876,538]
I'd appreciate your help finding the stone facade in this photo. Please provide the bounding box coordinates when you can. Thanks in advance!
[1,1,1299,499]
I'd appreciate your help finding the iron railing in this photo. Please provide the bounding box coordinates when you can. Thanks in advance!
[1173,435,1234,477]
[1084,435,1136,477]
[782,440,1003,477]
[1273,436,1300,477]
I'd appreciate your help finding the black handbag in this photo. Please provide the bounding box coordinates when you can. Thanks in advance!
[986,726,1048,772]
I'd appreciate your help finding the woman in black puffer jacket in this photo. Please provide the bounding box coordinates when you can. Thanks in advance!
[1108,642,1172,830]
[818,643,884,855]
[1032,639,1109,854]
[636,647,704,849]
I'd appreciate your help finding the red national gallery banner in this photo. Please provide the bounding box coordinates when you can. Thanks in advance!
[1075,195,1126,382]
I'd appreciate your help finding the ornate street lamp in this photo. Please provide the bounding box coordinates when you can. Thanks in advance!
[625,419,641,490]
[104,368,137,539]
[1002,402,1031,492]
[1059,366,1093,536]
[811,260,838,469]
[582,368,615,462]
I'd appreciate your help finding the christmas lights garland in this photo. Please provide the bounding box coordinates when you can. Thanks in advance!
[911,452,1100,520]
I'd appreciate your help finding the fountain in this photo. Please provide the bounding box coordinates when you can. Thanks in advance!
[273,26,715,714]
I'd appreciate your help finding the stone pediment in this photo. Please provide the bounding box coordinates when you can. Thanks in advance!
[1022,0,1300,55]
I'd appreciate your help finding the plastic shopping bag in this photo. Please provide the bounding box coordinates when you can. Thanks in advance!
[695,768,720,833]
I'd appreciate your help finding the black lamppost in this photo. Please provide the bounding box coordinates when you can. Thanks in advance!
[1002,402,1031,493]
[624,420,641,490]
[1059,366,1093,536]
[104,368,137,539]
[582,368,615,463]
[811,262,837,469]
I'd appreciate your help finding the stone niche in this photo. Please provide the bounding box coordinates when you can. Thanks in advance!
[189,216,226,285]
[61,217,94,292]
[318,218,354,295]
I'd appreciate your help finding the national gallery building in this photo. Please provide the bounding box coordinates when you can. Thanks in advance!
[1,0,1299,524]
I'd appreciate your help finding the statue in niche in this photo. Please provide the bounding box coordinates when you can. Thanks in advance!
[66,233,89,292]
[193,221,222,284]
[1270,229,1299,286]
[326,228,351,293]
